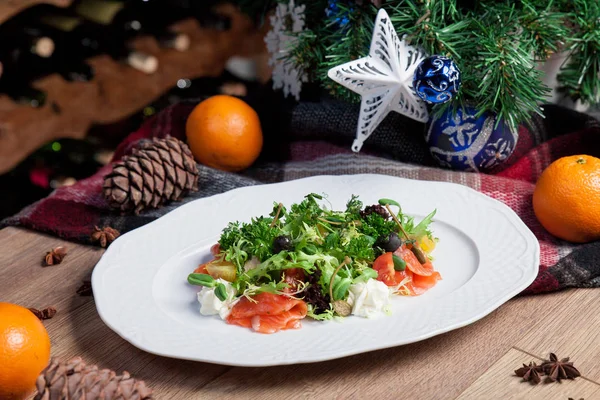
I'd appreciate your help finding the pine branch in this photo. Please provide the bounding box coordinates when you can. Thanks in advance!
[388,0,467,59]
[556,0,600,105]
[290,31,327,82]
[468,5,550,132]
[517,0,570,61]
[315,1,377,102]
[249,0,599,129]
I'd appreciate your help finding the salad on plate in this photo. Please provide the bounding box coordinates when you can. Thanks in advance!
[187,193,441,334]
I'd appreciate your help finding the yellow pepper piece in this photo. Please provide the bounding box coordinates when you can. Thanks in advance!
[419,236,436,254]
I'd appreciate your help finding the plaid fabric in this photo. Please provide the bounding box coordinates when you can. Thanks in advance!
[3,99,600,295]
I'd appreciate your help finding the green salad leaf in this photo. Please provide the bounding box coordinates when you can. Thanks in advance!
[403,209,437,240]
[210,194,438,320]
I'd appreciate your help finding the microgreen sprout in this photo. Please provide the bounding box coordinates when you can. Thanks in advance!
[188,273,216,287]
[378,198,400,208]
[214,283,228,301]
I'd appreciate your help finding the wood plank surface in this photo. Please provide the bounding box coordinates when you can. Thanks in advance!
[1,226,600,399]
[196,291,580,400]
[0,227,230,398]
[456,348,600,400]
[515,288,600,383]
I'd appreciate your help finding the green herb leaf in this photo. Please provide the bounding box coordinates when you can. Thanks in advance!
[283,194,325,237]
[324,216,345,224]
[353,268,378,283]
[378,198,400,207]
[358,213,397,239]
[324,231,340,250]
[219,221,242,250]
[218,215,284,271]
[392,255,406,271]
[410,209,437,240]
[270,201,286,216]
[345,194,363,217]
[306,193,323,200]
[345,235,376,261]
[332,277,352,300]
[243,281,289,297]
[307,304,334,321]
[188,273,216,287]
[214,283,228,302]
[302,244,319,255]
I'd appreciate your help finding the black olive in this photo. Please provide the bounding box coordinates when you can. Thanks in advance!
[375,232,402,252]
[273,235,293,253]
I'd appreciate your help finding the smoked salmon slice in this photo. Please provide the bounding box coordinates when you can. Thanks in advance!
[412,271,442,290]
[394,245,433,276]
[227,292,308,334]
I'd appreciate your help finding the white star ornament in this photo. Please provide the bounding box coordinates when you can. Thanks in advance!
[327,8,429,152]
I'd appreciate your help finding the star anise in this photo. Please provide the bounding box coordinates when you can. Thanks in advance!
[541,353,581,382]
[76,280,93,297]
[91,226,120,248]
[44,246,67,266]
[29,306,57,320]
[515,362,544,384]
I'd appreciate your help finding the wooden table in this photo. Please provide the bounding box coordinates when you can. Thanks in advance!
[2,226,600,399]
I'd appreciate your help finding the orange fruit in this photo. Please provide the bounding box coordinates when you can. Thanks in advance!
[533,155,600,243]
[185,95,263,172]
[0,303,51,400]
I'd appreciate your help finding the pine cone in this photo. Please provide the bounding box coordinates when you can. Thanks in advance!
[103,137,199,214]
[35,357,153,400]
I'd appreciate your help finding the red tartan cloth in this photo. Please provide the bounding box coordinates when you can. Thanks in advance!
[3,101,600,295]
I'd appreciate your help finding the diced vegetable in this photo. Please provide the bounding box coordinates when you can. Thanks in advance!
[205,259,237,282]
[418,236,436,254]
[373,252,405,286]
[194,263,209,274]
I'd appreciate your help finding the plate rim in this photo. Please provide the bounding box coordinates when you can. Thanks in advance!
[92,173,540,366]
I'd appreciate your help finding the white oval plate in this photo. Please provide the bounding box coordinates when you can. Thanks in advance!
[92,174,539,366]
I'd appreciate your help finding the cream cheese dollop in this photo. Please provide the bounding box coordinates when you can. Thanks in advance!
[197,279,238,320]
[347,278,391,318]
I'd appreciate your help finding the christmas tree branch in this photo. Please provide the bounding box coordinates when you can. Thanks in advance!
[290,30,326,82]
[236,0,598,130]
[315,2,376,102]
[517,0,569,61]
[388,0,467,59]
[556,0,600,105]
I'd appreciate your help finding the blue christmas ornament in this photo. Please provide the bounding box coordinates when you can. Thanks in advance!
[413,55,461,104]
[425,106,518,172]
[325,0,352,28]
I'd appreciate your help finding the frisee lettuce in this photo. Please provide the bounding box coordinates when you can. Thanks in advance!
[404,209,437,240]
[213,194,437,319]
[307,304,335,321]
